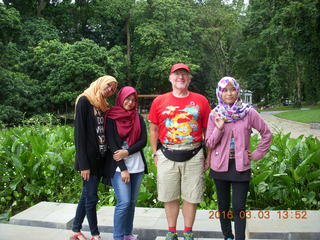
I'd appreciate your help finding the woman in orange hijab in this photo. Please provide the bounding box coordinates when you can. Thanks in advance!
[71,75,118,240]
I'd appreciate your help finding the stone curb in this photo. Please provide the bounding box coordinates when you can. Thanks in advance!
[8,202,320,240]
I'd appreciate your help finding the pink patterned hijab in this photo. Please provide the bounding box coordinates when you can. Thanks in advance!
[212,76,251,122]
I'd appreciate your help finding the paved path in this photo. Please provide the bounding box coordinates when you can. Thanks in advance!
[0,224,114,240]
[4,202,320,240]
[259,111,320,138]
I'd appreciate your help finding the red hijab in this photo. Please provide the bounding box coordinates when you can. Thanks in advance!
[106,86,141,147]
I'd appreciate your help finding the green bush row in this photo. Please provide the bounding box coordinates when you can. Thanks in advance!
[1,124,319,221]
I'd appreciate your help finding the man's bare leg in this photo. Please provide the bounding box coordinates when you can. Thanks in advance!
[165,200,180,228]
[182,200,197,228]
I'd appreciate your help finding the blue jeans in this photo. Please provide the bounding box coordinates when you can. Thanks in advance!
[72,175,100,236]
[111,172,143,240]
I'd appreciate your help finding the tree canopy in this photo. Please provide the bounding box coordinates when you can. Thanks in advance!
[0,0,319,123]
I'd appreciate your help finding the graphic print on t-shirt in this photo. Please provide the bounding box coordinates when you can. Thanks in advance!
[94,108,107,155]
[162,103,200,144]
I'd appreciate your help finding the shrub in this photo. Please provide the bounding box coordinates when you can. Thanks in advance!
[248,133,320,210]
[0,125,76,220]
[21,113,61,126]
[0,105,23,126]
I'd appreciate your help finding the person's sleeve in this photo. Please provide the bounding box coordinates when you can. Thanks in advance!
[250,109,273,160]
[205,113,224,148]
[74,97,90,170]
[106,118,127,171]
[148,97,159,125]
[127,115,147,155]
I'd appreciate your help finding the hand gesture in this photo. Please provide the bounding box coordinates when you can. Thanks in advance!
[80,169,90,181]
[203,157,210,172]
[203,148,211,172]
[248,150,253,160]
[214,113,225,130]
[154,156,158,167]
[121,170,130,183]
[113,149,129,161]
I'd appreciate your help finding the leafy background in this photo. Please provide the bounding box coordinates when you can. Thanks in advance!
[1,0,320,125]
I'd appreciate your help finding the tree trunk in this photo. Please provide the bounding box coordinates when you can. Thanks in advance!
[295,61,302,105]
[37,0,47,17]
[126,15,132,86]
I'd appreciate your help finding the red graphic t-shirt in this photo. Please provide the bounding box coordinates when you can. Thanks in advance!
[148,92,211,145]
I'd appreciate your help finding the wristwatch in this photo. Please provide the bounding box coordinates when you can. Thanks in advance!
[152,153,157,158]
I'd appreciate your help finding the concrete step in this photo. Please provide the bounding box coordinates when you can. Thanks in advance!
[94,206,222,239]
[155,238,282,240]
[155,237,222,240]
[0,223,113,240]
[9,201,77,229]
[8,201,320,240]
[247,210,320,240]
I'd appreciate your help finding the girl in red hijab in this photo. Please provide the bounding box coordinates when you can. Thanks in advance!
[106,86,148,240]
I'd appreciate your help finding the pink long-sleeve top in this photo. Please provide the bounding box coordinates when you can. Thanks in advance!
[205,108,272,172]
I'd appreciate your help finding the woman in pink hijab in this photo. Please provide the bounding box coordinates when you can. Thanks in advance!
[206,77,272,240]
[106,86,148,240]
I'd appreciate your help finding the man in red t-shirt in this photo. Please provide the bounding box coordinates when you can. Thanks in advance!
[148,63,211,240]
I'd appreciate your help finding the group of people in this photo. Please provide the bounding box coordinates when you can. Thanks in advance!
[71,63,272,240]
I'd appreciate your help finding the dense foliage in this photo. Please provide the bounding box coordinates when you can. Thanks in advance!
[1,0,319,124]
[1,122,319,221]
[234,0,320,105]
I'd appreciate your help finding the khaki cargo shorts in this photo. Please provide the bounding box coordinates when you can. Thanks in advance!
[156,142,205,203]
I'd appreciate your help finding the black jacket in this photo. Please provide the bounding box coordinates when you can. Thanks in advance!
[106,114,148,177]
[74,96,108,176]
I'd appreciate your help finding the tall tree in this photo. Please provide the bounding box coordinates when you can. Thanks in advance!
[234,0,320,104]
[89,0,135,84]
[132,0,199,93]
[24,39,126,113]
[193,0,245,101]
[2,0,50,17]
[0,4,21,44]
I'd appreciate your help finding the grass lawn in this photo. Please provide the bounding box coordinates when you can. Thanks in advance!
[274,108,320,123]
[261,105,298,111]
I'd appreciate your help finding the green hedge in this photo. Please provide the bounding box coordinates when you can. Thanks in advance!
[1,124,320,221]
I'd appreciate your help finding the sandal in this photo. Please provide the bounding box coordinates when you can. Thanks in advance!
[124,235,138,240]
[90,236,102,240]
[70,232,88,240]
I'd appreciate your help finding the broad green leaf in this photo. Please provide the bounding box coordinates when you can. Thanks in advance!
[9,178,21,191]
[307,191,316,203]
[308,181,320,189]
[306,169,320,181]
[32,161,41,172]
[294,152,316,178]
[257,182,268,193]
[252,171,270,185]
[24,183,38,193]
[12,156,23,172]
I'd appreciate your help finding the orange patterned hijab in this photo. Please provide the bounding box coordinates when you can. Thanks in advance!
[75,75,118,113]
